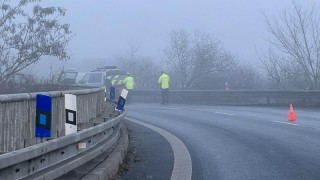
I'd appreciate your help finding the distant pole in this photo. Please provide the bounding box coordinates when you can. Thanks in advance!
[225,82,229,91]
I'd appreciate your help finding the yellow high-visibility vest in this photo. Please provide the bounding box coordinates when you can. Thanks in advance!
[117,80,123,85]
[123,76,134,90]
[158,73,170,89]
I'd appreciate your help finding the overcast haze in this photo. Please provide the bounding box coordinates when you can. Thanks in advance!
[30,0,319,75]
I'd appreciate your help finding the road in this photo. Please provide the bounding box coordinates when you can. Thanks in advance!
[123,103,320,180]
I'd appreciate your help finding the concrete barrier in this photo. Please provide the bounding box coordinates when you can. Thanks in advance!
[0,87,105,152]
[0,102,125,179]
[131,90,320,106]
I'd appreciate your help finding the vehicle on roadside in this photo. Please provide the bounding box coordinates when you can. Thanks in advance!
[91,66,127,86]
[61,69,78,85]
[79,72,112,88]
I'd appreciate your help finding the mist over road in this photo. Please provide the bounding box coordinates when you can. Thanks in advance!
[126,103,320,180]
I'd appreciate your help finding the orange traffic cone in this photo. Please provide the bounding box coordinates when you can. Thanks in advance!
[288,104,296,121]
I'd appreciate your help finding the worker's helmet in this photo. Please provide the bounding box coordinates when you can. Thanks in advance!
[161,71,165,74]
[126,72,131,76]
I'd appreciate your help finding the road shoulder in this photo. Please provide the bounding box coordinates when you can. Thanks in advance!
[115,120,174,180]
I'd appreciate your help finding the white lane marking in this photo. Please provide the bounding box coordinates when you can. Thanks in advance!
[164,107,184,110]
[214,112,235,116]
[191,109,235,116]
[126,117,192,180]
[273,121,300,126]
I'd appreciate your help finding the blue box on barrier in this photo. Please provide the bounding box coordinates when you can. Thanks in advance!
[35,94,52,137]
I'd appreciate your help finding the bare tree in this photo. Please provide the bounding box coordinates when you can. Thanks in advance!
[164,30,192,89]
[260,48,305,89]
[164,30,237,89]
[117,41,141,75]
[228,63,264,89]
[191,32,237,89]
[0,0,72,84]
[116,43,160,89]
[261,2,320,89]
[128,58,160,89]
[0,73,35,94]
[40,66,64,85]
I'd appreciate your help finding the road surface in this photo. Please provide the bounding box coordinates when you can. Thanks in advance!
[122,103,320,180]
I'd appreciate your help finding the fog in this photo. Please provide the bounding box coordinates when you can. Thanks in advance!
[28,0,318,76]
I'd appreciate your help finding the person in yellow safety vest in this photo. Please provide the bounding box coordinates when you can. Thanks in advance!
[111,75,120,86]
[123,73,135,103]
[158,71,170,104]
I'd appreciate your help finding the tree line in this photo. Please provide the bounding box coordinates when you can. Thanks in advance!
[0,0,319,92]
[120,3,320,90]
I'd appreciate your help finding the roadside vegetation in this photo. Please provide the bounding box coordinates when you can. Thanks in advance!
[0,1,319,93]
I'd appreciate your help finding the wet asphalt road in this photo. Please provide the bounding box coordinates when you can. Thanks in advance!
[120,121,174,180]
[122,103,320,180]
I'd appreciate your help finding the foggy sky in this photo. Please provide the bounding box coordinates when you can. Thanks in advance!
[30,0,319,75]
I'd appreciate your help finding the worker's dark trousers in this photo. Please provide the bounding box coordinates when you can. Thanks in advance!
[161,88,169,104]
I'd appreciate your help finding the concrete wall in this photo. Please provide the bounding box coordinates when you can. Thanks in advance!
[0,87,105,152]
[131,90,320,106]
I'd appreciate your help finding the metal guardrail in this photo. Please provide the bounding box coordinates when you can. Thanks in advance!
[131,90,320,106]
[0,110,125,179]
